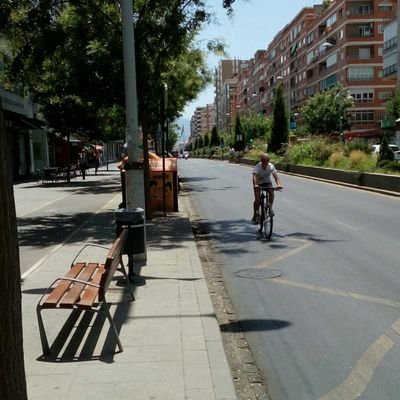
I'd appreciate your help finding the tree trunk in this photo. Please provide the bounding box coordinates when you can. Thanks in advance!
[0,104,28,399]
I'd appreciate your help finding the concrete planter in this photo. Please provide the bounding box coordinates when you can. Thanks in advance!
[275,163,400,193]
[226,158,400,194]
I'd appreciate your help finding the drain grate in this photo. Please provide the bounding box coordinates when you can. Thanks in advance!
[235,268,282,280]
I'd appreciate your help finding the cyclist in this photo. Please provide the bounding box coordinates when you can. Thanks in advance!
[252,153,283,224]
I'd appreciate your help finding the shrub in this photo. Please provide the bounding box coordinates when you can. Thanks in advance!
[285,140,336,165]
[349,150,368,169]
[344,139,373,156]
[377,160,400,172]
[328,151,346,168]
[377,135,394,166]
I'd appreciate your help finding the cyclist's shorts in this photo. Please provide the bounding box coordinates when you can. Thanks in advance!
[258,182,273,189]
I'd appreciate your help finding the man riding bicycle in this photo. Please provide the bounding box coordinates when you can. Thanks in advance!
[252,153,283,224]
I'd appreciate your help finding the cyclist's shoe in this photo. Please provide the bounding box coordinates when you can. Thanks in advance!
[269,208,275,217]
[252,215,258,224]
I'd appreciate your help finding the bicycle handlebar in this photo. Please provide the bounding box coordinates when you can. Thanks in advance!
[255,185,283,191]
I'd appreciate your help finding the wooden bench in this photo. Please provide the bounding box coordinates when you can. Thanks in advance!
[36,229,134,355]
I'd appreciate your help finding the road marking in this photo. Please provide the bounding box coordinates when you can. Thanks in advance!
[334,220,359,231]
[253,237,400,399]
[18,193,73,217]
[269,278,400,309]
[256,238,313,269]
[21,194,120,279]
[318,317,400,400]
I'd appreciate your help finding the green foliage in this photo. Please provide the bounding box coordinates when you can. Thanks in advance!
[203,133,210,147]
[376,160,400,172]
[344,139,373,157]
[240,114,271,142]
[377,134,395,166]
[1,0,228,143]
[285,140,338,166]
[210,125,219,146]
[385,89,400,120]
[233,114,245,151]
[270,84,288,152]
[301,86,354,135]
[167,123,179,153]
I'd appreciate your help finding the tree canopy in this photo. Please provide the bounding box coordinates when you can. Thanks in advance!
[269,83,288,152]
[301,85,354,136]
[0,0,239,143]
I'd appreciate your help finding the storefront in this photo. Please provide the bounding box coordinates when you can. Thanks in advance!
[1,87,49,180]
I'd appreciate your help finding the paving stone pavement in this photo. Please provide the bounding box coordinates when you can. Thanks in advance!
[20,172,237,400]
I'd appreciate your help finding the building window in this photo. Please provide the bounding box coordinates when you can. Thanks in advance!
[378,5,392,12]
[350,91,374,103]
[378,91,394,101]
[348,66,374,81]
[383,64,397,76]
[359,25,372,37]
[349,110,375,124]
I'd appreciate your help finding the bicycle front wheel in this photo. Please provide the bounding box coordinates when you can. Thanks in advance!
[264,206,274,240]
[258,204,265,233]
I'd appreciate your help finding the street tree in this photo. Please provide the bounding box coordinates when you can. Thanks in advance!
[203,133,210,147]
[0,0,230,145]
[269,83,288,153]
[234,113,245,151]
[210,125,220,147]
[0,104,28,400]
[301,86,354,136]
[241,114,271,142]
[377,134,395,166]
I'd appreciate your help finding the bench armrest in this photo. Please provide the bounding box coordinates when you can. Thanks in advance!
[38,276,101,305]
[70,244,111,267]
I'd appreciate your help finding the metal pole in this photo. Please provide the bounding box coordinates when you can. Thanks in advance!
[121,0,146,262]
[121,0,144,209]
[162,84,167,218]
[398,0,400,88]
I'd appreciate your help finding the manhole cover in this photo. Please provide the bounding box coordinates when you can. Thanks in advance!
[235,268,282,280]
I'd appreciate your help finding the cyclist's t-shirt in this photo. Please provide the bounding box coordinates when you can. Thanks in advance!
[253,162,276,185]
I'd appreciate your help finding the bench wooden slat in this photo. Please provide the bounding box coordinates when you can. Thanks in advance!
[59,263,99,308]
[42,263,87,308]
[77,264,106,309]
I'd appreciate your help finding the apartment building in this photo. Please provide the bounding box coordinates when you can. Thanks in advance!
[382,8,400,145]
[189,104,215,142]
[215,59,249,132]
[207,0,398,141]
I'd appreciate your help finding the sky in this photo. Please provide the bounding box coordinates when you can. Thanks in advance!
[179,0,320,136]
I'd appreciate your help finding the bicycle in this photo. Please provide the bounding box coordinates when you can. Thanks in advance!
[257,185,279,240]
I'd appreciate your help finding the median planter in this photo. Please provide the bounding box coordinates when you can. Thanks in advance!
[222,158,400,194]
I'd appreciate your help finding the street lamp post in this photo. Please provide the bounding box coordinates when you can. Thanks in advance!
[335,87,354,143]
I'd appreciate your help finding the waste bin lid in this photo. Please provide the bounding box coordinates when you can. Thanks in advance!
[114,207,144,223]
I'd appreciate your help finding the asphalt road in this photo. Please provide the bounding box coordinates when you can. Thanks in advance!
[178,158,400,400]
[14,167,123,277]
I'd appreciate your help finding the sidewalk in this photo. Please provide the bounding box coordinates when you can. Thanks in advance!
[20,165,237,400]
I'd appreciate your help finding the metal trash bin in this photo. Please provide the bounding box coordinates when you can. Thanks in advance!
[114,208,145,277]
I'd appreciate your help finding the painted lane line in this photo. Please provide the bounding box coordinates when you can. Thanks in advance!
[269,278,400,309]
[334,220,359,232]
[256,238,313,269]
[319,316,400,400]
[18,193,73,217]
[21,194,120,279]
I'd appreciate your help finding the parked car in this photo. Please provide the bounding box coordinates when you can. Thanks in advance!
[372,144,400,161]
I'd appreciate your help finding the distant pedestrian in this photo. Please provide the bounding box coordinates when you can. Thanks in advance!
[79,150,88,180]
[94,150,100,175]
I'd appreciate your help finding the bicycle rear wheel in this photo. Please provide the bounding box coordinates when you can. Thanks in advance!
[264,206,274,240]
